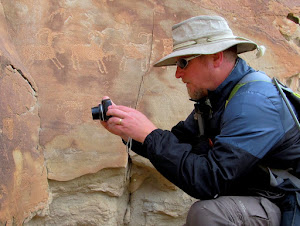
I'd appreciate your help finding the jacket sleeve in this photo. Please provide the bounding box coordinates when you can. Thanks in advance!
[127,110,210,160]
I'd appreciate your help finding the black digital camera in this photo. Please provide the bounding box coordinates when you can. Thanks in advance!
[91,99,112,121]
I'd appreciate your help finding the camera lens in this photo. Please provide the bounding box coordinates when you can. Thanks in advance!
[91,99,112,121]
[91,104,104,120]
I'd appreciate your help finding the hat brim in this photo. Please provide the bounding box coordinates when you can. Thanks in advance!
[154,40,257,67]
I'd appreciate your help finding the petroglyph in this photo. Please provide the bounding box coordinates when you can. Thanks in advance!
[70,30,116,73]
[22,28,64,69]
[120,32,152,72]
[49,8,67,22]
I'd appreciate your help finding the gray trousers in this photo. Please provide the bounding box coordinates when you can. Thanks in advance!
[185,196,281,226]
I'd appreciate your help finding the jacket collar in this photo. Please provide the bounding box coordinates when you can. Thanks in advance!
[207,57,255,112]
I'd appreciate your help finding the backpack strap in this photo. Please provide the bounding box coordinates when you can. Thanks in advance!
[225,71,271,108]
[260,166,300,190]
[273,78,300,131]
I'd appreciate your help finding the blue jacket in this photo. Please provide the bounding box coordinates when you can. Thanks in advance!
[129,58,300,200]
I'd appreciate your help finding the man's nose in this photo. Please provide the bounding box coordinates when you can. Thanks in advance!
[175,66,184,79]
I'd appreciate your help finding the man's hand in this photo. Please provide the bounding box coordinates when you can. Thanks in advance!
[100,97,157,143]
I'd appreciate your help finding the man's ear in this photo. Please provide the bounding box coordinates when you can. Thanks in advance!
[212,51,224,68]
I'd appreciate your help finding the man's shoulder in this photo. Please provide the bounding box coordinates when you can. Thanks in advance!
[224,78,282,122]
[226,72,279,108]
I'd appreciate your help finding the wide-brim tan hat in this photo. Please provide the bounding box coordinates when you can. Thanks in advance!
[154,15,265,67]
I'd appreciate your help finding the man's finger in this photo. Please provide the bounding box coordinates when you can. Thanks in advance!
[108,117,124,126]
[102,96,110,100]
[106,108,127,118]
[101,96,116,106]
[109,105,134,112]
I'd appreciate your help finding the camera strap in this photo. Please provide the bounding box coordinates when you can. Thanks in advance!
[125,137,132,181]
[126,137,132,153]
[194,97,212,136]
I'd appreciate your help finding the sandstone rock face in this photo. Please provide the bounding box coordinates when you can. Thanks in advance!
[0,0,299,225]
[0,3,48,225]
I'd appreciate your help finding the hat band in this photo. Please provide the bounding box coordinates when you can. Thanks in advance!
[173,33,253,51]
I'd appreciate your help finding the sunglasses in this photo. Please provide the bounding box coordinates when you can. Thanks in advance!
[176,55,201,69]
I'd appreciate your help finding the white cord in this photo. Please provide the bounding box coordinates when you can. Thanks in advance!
[125,137,132,181]
[126,137,132,154]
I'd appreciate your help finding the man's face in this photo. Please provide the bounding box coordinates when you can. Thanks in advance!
[175,55,215,100]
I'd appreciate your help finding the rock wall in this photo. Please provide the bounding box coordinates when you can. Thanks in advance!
[0,0,299,225]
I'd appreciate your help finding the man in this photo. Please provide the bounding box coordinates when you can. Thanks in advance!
[101,15,300,225]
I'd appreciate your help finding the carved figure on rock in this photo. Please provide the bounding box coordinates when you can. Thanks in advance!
[22,28,64,69]
[70,30,115,74]
[120,32,152,72]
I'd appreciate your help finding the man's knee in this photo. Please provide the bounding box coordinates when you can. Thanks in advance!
[186,199,232,226]
[186,201,206,225]
[185,196,281,226]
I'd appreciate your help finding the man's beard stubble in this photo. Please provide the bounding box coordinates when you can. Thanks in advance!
[187,87,208,100]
